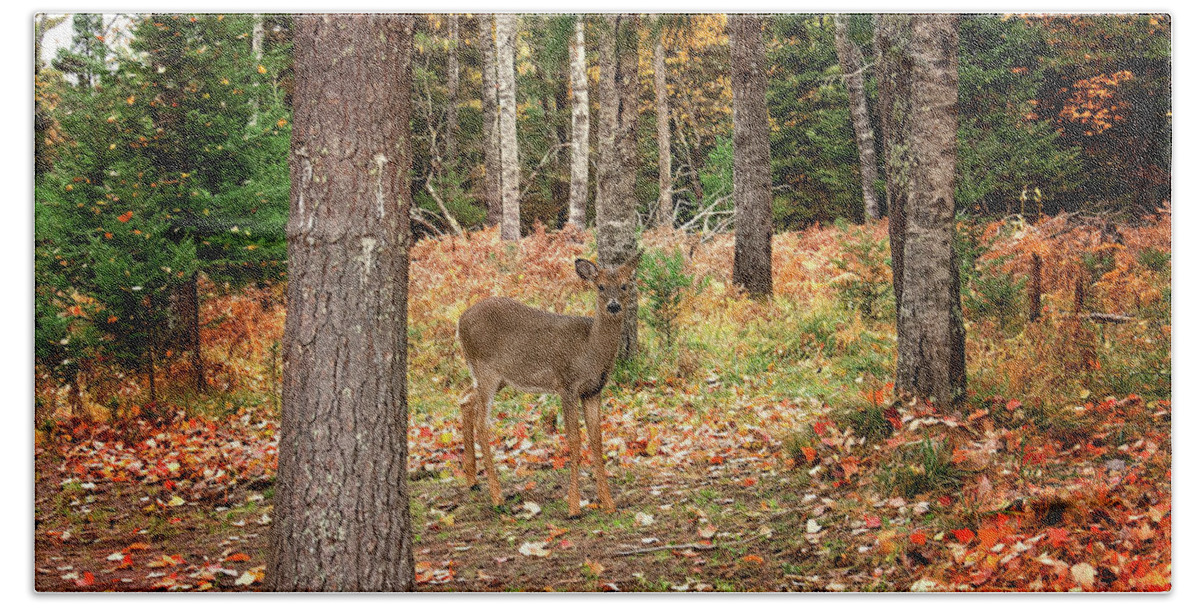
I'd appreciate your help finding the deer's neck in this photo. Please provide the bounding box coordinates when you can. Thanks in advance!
[587,310,623,368]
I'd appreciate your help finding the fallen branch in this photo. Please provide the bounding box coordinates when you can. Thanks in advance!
[1086,312,1136,324]
[424,175,465,237]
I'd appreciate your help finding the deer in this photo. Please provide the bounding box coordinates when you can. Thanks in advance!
[456,251,641,517]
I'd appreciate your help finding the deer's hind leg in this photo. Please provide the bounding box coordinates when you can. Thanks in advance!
[459,387,478,489]
[471,372,505,508]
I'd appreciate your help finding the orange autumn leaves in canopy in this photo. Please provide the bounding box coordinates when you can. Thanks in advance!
[1059,70,1134,135]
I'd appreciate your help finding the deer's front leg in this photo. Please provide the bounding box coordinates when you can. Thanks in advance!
[583,394,615,513]
[561,391,583,517]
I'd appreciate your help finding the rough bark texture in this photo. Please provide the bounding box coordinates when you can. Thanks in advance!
[446,14,460,165]
[479,15,501,227]
[729,14,774,299]
[567,18,590,229]
[875,14,912,305]
[495,14,521,241]
[881,14,967,409]
[268,14,414,592]
[594,14,641,360]
[654,36,673,228]
[834,14,881,221]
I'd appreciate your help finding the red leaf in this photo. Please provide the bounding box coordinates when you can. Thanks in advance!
[1047,527,1069,548]
[952,528,976,544]
[910,532,927,546]
[75,571,95,587]
[864,514,882,528]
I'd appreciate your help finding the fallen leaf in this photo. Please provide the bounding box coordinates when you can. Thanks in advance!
[518,541,551,557]
[634,512,655,527]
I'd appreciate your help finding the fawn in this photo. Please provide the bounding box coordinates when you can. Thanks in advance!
[457,252,641,517]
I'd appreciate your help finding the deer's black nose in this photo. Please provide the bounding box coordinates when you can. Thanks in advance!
[606,300,622,314]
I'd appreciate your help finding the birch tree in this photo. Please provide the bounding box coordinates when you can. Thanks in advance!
[834,14,881,221]
[567,17,590,229]
[495,13,521,241]
[479,15,501,226]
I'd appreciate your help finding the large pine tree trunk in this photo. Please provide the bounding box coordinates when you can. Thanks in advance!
[567,18,590,229]
[495,14,521,241]
[595,14,641,360]
[446,14,460,166]
[479,15,502,227]
[878,14,966,409]
[654,35,673,229]
[268,14,415,591]
[729,14,774,299]
[834,14,881,221]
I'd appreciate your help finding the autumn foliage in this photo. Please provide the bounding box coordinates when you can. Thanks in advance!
[37,209,1169,591]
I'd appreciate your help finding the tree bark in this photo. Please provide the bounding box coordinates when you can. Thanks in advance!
[834,14,881,221]
[880,14,966,409]
[268,14,414,592]
[595,14,641,360]
[479,15,502,227]
[495,13,521,241]
[876,14,911,305]
[729,15,774,299]
[446,14,460,165]
[567,18,590,229]
[654,35,673,228]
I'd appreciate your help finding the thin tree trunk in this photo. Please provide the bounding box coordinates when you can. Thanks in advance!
[595,14,641,360]
[876,14,911,305]
[446,14,460,165]
[495,13,521,241]
[268,14,414,591]
[479,15,502,227]
[249,14,264,128]
[883,14,966,409]
[187,272,204,392]
[729,14,774,298]
[834,14,881,221]
[654,35,673,228]
[567,18,590,229]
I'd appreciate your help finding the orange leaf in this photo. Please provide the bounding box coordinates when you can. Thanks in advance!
[741,554,764,565]
[909,532,927,546]
[118,211,134,223]
[801,446,817,463]
[225,552,251,562]
[75,571,95,587]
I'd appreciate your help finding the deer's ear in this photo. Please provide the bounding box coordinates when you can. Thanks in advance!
[575,259,600,282]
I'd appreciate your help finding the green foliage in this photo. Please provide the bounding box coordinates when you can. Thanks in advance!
[638,249,697,351]
[880,439,964,499]
[956,15,1082,214]
[956,218,1027,328]
[830,220,893,319]
[35,13,291,391]
[1137,248,1170,273]
[768,15,865,227]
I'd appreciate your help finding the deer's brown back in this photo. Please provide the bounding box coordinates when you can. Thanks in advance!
[458,297,593,393]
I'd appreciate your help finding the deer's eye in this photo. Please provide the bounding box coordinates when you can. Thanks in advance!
[621,284,629,291]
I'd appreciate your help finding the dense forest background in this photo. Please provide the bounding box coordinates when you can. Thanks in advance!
[34,13,1170,394]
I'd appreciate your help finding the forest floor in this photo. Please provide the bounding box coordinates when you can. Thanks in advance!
[34,215,1172,591]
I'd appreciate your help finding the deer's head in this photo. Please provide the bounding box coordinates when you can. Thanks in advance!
[575,251,642,318]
